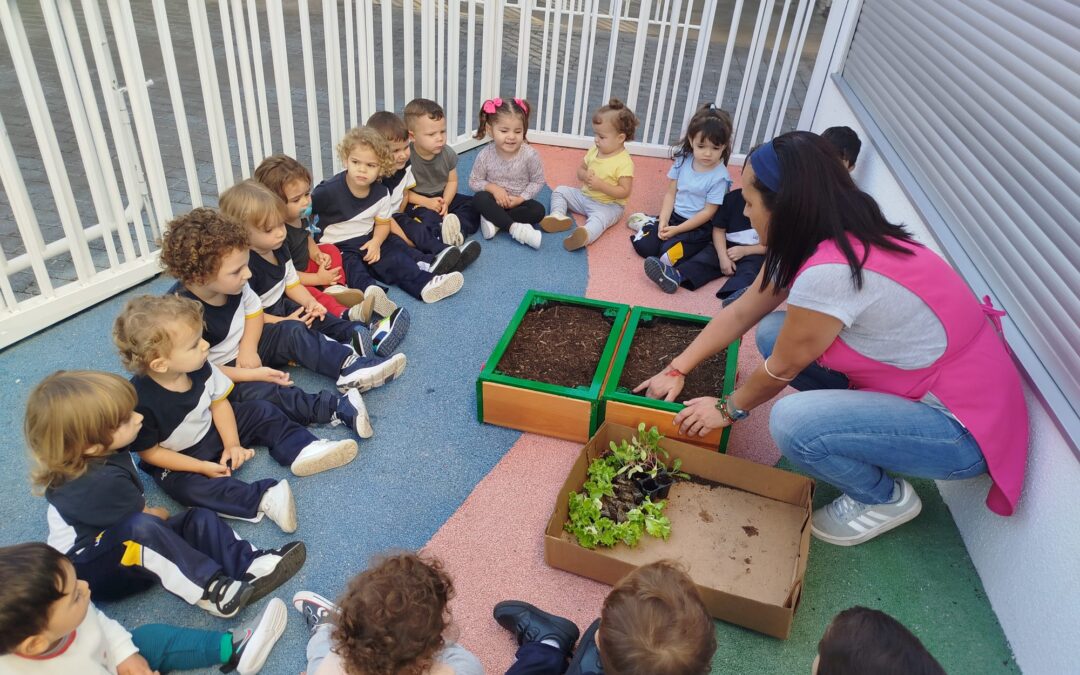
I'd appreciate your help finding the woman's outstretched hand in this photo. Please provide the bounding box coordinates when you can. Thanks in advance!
[633,369,685,402]
[673,397,731,437]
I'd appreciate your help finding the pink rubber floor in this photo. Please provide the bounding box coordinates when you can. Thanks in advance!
[424,145,787,671]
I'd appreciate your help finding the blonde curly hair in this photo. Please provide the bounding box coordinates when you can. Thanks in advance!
[113,294,204,375]
[336,127,396,178]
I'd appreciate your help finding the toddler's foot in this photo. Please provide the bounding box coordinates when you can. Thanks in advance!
[324,285,364,307]
[454,240,482,272]
[198,574,254,618]
[351,285,397,324]
[430,246,461,275]
[331,389,373,438]
[291,439,359,477]
[372,307,410,357]
[644,256,682,294]
[259,480,297,533]
[225,597,288,675]
[563,227,589,251]
[292,591,339,634]
[509,222,542,249]
[244,541,307,603]
[479,216,498,240]
[493,600,580,653]
[337,352,408,392]
[541,213,573,233]
[441,213,464,246]
[421,272,464,303]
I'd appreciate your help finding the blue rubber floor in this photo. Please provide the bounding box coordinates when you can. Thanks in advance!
[0,151,582,673]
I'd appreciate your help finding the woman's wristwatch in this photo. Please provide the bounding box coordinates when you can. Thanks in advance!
[716,395,750,423]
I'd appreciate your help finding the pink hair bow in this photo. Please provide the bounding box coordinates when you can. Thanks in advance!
[513,97,529,113]
[482,98,503,114]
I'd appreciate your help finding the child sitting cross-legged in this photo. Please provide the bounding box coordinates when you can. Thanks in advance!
[113,294,360,533]
[24,371,303,618]
[253,153,399,324]
[291,552,483,675]
[219,179,410,358]
[542,99,638,251]
[160,207,404,436]
[367,111,482,276]
[0,542,289,674]
[495,560,716,675]
[312,126,465,304]
[468,97,548,249]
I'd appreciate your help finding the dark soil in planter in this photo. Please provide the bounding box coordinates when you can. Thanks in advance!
[601,474,644,523]
[617,318,728,400]
[496,302,614,389]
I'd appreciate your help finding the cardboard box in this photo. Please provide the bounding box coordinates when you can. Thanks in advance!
[544,422,813,639]
[602,306,741,452]
[476,291,630,442]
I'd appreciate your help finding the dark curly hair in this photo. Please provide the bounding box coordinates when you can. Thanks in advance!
[333,552,453,675]
[159,207,249,285]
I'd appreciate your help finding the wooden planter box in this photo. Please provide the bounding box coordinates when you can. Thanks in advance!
[601,306,740,452]
[476,290,630,442]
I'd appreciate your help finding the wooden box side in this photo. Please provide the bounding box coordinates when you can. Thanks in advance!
[482,381,593,442]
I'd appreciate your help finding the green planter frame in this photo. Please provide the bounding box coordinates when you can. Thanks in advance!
[477,290,631,438]
[602,305,741,452]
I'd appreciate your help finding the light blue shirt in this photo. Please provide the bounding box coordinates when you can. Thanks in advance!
[667,156,732,218]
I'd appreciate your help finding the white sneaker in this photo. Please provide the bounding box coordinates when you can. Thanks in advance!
[441,213,464,246]
[230,597,288,675]
[811,479,923,546]
[421,272,464,303]
[259,480,297,533]
[330,389,373,439]
[509,222,542,249]
[363,285,398,320]
[336,352,408,392]
[479,216,498,240]
[291,439,359,477]
[323,285,364,307]
[626,212,653,233]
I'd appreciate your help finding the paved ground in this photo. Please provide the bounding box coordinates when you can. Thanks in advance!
[0,0,826,303]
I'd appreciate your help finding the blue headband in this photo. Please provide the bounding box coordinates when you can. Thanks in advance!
[749,141,781,192]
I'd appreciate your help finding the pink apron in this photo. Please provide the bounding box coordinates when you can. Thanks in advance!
[796,238,1029,515]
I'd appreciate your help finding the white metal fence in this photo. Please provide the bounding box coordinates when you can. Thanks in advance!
[0,0,828,347]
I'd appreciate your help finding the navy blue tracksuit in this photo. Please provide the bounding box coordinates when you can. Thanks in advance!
[630,211,714,263]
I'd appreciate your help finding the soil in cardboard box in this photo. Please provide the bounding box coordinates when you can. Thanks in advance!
[617,319,728,400]
[496,303,614,388]
[564,481,805,606]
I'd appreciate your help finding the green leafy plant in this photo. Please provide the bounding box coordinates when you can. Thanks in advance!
[564,424,685,549]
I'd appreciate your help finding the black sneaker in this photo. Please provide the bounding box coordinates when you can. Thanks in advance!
[220,597,288,674]
[430,246,462,275]
[493,600,580,655]
[454,240,482,272]
[565,619,603,675]
[292,590,339,633]
[644,256,682,294]
[243,541,307,604]
[372,307,411,357]
[198,574,255,618]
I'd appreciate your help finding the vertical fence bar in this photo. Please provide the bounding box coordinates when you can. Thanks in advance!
[187,0,234,193]
[437,0,446,105]
[543,0,563,130]
[769,0,814,139]
[62,0,138,259]
[680,0,717,132]
[625,0,653,112]
[570,0,593,135]
[712,0,744,109]
[446,0,460,139]
[217,0,251,176]
[149,0,202,210]
[0,110,56,296]
[86,0,153,253]
[601,0,622,104]
[298,0,323,181]
[324,0,346,171]
[731,0,774,152]
[749,0,792,147]
[555,1,575,134]
[344,0,357,127]
[660,0,696,144]
[403,0,415,102]
[515,0,533,97]
[381,0,396,113]
[421,0,433,97]
[534,0,551,127]
[0,0,95,279]
[650,0,687,143]
[266,0,296,157]
[229,0,263,169]
[40,0,120,269]
[465,0,477,132]
[362,0,377,116]
[642,0,673,142]
[245,0,273,159]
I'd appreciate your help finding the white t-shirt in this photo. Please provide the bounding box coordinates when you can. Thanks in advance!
[0,604,137,674]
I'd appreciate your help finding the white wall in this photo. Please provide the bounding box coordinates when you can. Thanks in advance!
[808,76,1080,675]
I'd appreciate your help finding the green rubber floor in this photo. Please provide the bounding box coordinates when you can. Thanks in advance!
[708,468,1019,674]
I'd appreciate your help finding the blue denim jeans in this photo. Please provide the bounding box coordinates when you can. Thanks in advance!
[756,312,988,504]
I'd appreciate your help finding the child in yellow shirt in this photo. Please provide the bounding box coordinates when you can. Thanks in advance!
[541,99,638,251]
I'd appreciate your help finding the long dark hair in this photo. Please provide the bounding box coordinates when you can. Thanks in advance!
[752,131,916,291]
[673,104,733,165]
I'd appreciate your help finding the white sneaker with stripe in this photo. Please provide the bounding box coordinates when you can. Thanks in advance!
[811,479,922,546]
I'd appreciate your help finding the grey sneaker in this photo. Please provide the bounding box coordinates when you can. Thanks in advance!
[811,479,922,546]
[292,590,339,633]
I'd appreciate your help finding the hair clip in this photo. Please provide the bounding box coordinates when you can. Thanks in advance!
[513,97,529,114]
[481,97,503,114]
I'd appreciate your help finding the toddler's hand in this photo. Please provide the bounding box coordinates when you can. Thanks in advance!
[305,301,327,320]
[314,251,333,268]
[583,170,599,189]
[220,445,255,472]
[506,195,524,208]
[727,245,747,262]
[313,265,340,286]
[201,461,232,478]
[488,186,510,208]
[719,256,736,276]
[252,366,292,386]
[435,197,448,216]
[361,241,382,264]
[658,224,673,240]
[236,350,261,369]
[116,653,158,675]
[283,306,315,327]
